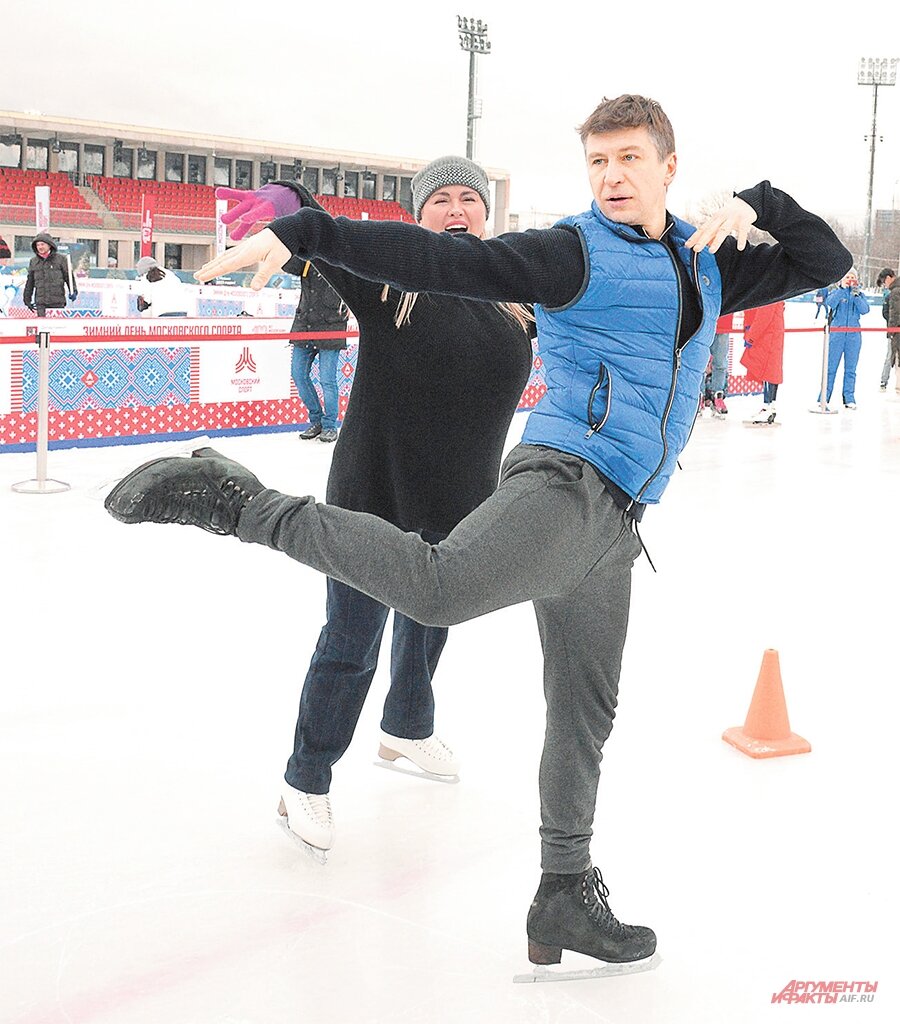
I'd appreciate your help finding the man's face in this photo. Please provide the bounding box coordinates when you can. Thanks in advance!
[584,127,676,234]
[885,275,896,288]
[35,241,50,257]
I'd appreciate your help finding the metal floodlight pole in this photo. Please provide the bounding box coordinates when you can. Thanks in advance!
[857,57,898,286]
[457,16,491,160]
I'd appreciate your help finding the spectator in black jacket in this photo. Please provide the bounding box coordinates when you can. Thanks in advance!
[885,271,900,393]
[23,233,77,317]
[289,261,349,443]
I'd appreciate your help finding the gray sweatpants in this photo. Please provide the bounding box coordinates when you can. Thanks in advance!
[238,443,643,872]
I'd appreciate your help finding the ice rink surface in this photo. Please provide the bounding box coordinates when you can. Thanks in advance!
[1,303,898,1023]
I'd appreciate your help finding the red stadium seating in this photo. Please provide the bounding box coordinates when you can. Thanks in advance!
[86,175,216,234]
[1,170,415,236]
[0,167,103,227]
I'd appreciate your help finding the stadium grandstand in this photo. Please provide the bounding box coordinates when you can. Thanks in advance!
[0,111,512,271]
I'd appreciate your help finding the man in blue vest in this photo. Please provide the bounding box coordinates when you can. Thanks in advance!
[107,95,851,973]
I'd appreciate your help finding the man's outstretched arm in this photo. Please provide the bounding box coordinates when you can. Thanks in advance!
[712,182,852,315]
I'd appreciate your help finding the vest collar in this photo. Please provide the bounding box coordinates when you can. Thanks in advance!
[588,202,691,245]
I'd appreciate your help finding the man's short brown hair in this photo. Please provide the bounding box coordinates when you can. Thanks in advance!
[577,95,675,161]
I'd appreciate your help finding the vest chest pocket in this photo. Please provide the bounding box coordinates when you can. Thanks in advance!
[585,361,612,439]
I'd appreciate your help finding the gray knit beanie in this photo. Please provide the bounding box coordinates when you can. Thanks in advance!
[411,155,491,221]
[135,256,160,276]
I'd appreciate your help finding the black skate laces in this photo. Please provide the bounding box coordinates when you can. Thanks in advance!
[143,473,254,535]
[582,867,628,935]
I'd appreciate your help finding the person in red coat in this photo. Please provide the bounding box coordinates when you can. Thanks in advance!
[741,301,785,424]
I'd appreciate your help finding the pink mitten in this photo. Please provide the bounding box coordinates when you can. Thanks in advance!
[215,184,302,240]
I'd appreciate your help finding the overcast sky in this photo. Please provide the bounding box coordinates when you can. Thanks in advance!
[4,0,898,229]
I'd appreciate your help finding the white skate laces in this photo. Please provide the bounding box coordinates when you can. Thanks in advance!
[278,788,334,850]
[377,730,460,777]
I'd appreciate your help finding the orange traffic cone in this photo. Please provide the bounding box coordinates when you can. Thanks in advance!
[722,649,811,759]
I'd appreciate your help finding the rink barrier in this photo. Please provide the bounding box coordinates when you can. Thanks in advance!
[1,328,360,486]
[2,322,896,473]
[718,324,899,414]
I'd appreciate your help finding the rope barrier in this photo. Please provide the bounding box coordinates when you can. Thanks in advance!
[0,329,360,345]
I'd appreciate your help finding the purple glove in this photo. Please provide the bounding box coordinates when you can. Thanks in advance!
[215,184,303,241]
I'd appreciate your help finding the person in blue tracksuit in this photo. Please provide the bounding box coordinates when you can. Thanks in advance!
[107,94,852,971]
[821,269,870,409]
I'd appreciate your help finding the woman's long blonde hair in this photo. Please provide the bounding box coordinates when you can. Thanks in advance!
[379,285,534,332]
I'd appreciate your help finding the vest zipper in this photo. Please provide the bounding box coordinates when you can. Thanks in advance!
[635,248,699,503]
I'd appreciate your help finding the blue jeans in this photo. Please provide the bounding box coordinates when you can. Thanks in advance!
[291,345,340,431]
[285,577,450,794]
[763,381,778,404]
[709,332,729,394]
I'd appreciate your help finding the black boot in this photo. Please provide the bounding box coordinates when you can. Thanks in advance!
[104,447,265,536]
[526,867,657,965]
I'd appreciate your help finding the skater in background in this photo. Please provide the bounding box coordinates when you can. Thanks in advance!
[813,284,829,318]
[215,157,534,854]
[23,233,77,317]
[876,268,896,392]
[819,269,869,410]
[741,301,785,424]
[287,261,349,443]
[110,94,851,973]
[134,256,188,317]
[702,313,731,416]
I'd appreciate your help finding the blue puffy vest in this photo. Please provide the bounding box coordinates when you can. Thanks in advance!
[522,203,722,504]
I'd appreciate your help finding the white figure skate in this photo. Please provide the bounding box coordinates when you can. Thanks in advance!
[277,786,334,865]
[374,730,460,784]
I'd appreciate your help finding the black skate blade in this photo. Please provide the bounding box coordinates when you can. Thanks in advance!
[513,951,661,984]
[373,759,459,785]
[276,814,328,865]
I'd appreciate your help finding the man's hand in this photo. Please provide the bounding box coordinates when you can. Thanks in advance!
[216,184,302,241]
[684,197,758,254]
[194,228,291,290]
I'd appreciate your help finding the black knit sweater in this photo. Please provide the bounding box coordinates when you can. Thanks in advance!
[270,182,851,339]
[278,185,534,539]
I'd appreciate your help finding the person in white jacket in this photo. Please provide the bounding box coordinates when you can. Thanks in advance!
[135,256,189,317]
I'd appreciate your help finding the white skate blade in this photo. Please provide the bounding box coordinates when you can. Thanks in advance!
[373,758,459,785]
[276,813,328,865]
[743,420,781,427]
[513,951,661,984]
